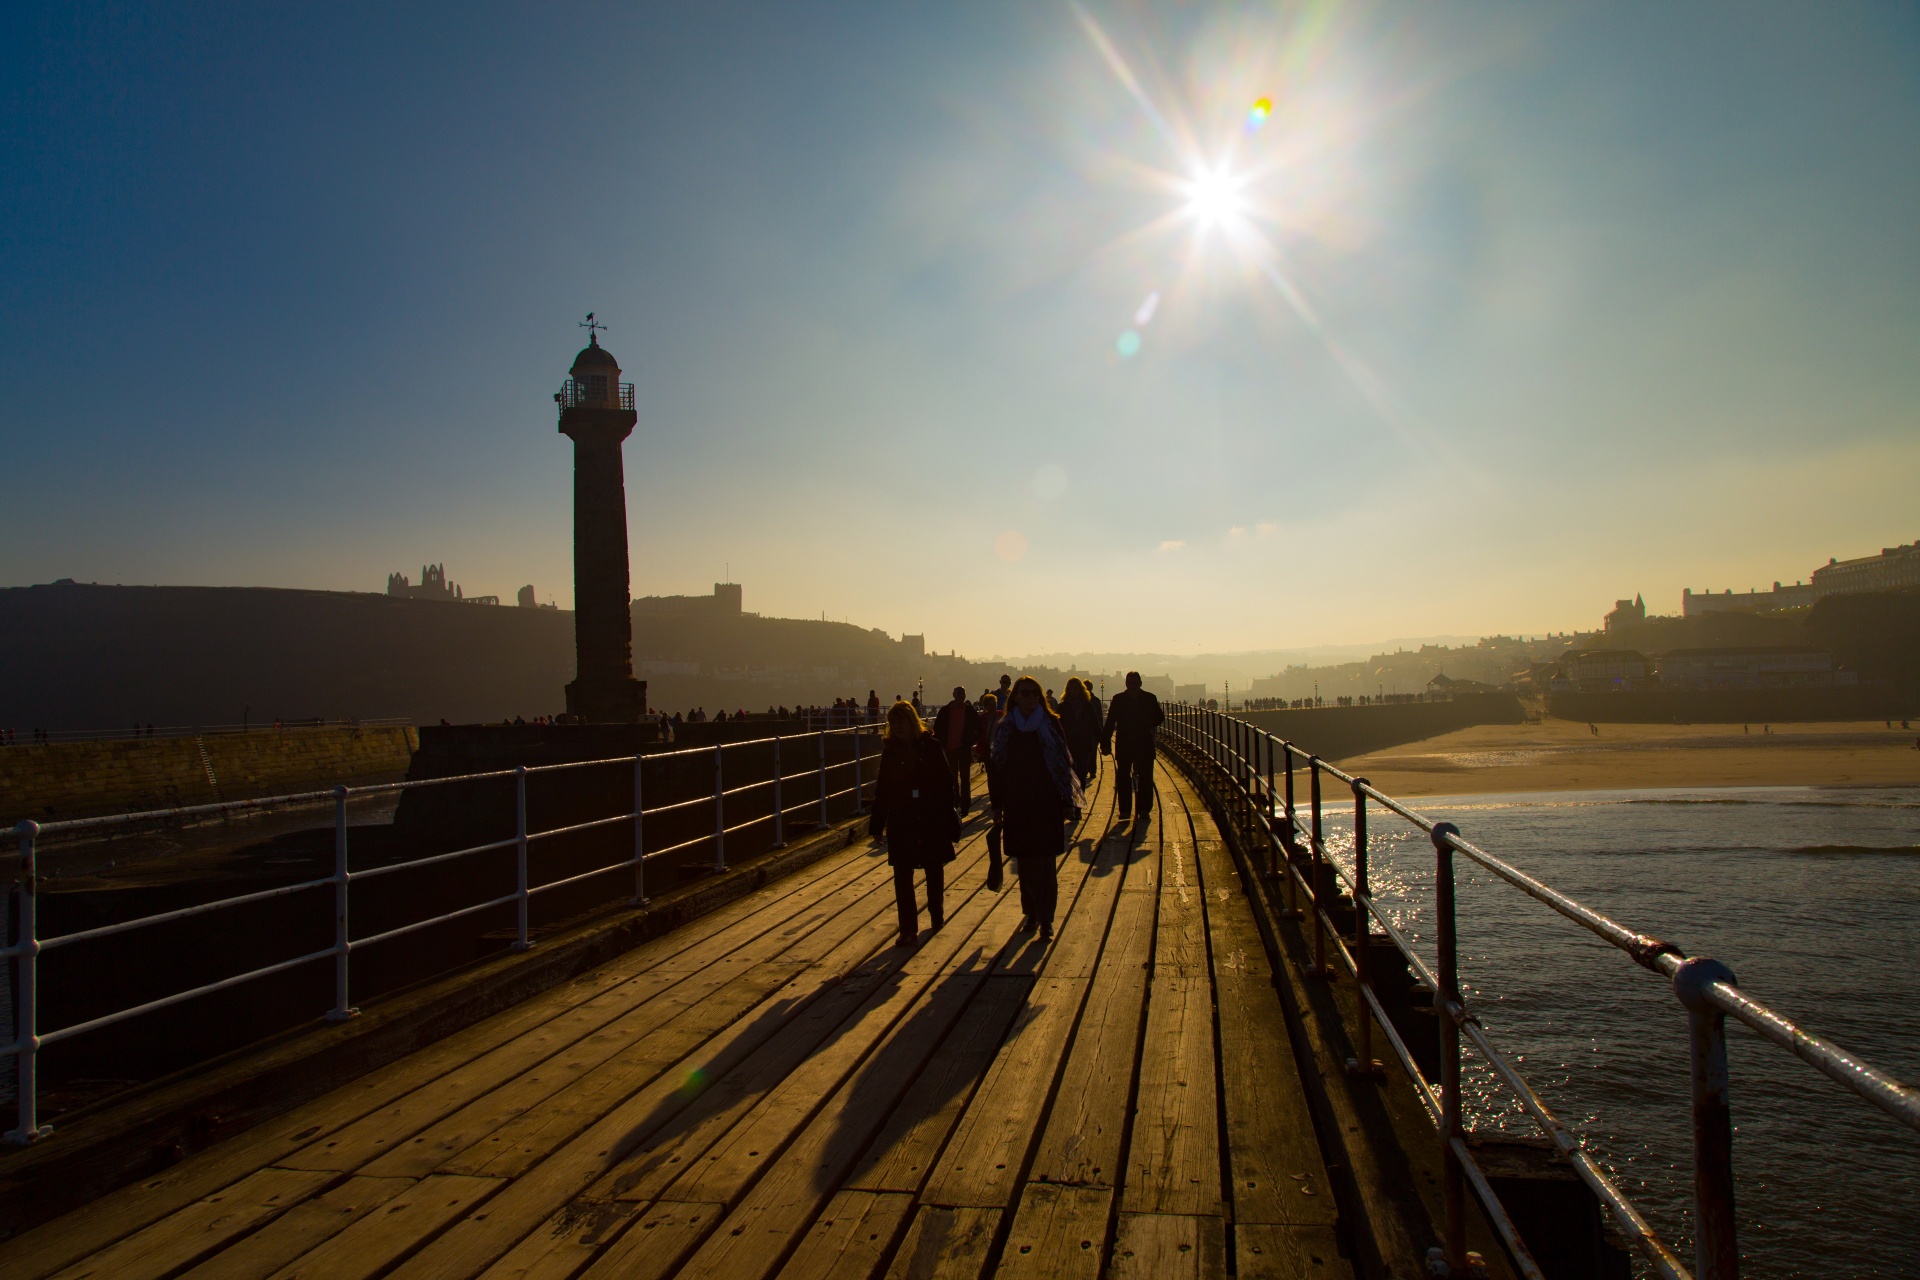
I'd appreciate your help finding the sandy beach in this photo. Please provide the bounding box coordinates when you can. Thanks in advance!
[1338,719,1920,797]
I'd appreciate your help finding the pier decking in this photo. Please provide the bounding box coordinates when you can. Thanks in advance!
[4,763,1347,1280]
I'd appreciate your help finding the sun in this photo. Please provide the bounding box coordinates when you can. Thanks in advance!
[1183,167,1243,228]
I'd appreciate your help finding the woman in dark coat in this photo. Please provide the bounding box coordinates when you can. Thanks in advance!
[1057,677,1101,798]
[869,700,960,947]
[989,676,1084,941]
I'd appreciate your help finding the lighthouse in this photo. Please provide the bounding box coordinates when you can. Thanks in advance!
[555,323,644,723]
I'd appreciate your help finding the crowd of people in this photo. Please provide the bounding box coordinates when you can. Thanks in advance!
[867,671,1164,949]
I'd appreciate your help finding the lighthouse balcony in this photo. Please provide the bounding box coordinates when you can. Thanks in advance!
[554,378,636,416]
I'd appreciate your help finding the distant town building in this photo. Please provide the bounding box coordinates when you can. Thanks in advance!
[1174,683,1208,702]
[1682,582,1817,617]
[1603,595,1645,632]
[1656,646,1852,690]
[1558,650,1652,691]
[1810,540,1920,597]
[515,585,558,611]
[633,582,749,618]
[386,564,497,605]
[899,634,926,659]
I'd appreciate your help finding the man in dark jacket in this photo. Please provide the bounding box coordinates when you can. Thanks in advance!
[1102,671,1164,819]
[931,686,981,817]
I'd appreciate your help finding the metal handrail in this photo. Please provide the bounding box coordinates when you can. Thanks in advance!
[1164,703,1917,1280]
[5,721,880,1148]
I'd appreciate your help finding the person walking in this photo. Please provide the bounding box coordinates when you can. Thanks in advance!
[869,700,960,948]
[932,686,981,819]
[1058,677,1101,797]
[1103,670,1164,820]
[990,676,1082,940]
[976,691,1006,891]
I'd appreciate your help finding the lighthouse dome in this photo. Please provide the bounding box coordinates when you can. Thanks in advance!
[571,338,620,376]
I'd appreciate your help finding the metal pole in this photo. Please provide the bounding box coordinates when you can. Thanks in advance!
[854,724,866,814]
[631,755,647,905]
[772,735,785,848]
[818,729,828,827]
[327,786,357,1022]
[5,821,50,1145]
[1264,734,1277,878]
[1283,743,1299,917]
[1432,821,1467,1271]
[1676,957,1741,1280]
[714,746,727,872]
[513,767,531,951]
[1310,757,1326,975]
[1349,779,1377,1076]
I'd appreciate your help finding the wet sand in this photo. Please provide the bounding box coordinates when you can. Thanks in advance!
[1338,719,1920,797]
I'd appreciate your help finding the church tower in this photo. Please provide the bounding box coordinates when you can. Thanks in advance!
[555,322,644,722]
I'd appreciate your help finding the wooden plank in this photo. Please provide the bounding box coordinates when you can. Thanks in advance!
[1189,826,1341,1230]
[181,1176,415,1279]
[0,843,888,1280]
[470,1199,638,1280]
[993,1183,1111,1280]
[267,1174,502,1280]
[47,1167,337,1280]
[1108,1211,1226,1280]
[877,1205,999,1280]
[572,1201,719,1280]
[667,973,987,1280]
[774,1190,913,1280]
[286,858,904,1175]
[842,976,1027,1194]
[1024,869,1154,1188]
[1235,1224,1351,1278]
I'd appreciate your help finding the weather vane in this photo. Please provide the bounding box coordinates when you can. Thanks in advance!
[580,312,608,342]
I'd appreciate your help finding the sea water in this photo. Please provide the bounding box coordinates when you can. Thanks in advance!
[1312,784,1920,1277]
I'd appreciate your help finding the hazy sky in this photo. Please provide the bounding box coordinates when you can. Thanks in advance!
[4,3,1916,655]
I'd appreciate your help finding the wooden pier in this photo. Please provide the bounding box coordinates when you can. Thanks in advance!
[3,762,1349,1279]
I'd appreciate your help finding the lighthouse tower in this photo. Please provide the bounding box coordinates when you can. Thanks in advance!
[555,326,644,723]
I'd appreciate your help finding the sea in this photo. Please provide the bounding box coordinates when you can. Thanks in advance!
[1310,784,1920,1278]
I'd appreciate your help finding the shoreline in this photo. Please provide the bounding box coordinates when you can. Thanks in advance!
[1335,719,1920,799]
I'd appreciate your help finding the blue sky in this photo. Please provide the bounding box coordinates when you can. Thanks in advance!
[3,2,1916,654]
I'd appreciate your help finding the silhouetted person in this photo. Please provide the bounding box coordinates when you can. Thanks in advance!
[996,673,1014,713]
[870,700,959,948]
[1103,671,1164,820]
[867,689,882,722]
[1058,677,1101,796]
[990,676,1082,941]
[976,692,1006,890]
[932,686,981,818]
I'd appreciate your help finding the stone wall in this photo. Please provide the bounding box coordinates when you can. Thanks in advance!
[2,725,417,825]
[1232,693,1527,762]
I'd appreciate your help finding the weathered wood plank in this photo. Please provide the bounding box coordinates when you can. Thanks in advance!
[1235,1223,1351,1278]
[993,1183,1112,1280]
[572,1201,719,1280]
[1108,1211,1226,1279]
[877,1206,999,1280]
[469,1198,637,1280]
[774,1190,913,1280]
[47,1168,338,1280]
[268,1174,503,1280]
[180,1176,416,1279]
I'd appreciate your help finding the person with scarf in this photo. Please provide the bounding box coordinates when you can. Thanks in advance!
[989,676,1083,940]
[869,700,961,947]
[1057,677,1101,797]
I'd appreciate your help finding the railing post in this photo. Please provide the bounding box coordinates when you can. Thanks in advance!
[854,724,866,814]
[327,786,358,1022]
[1431,821,1467,1272]
[1264,734,1277,878]
[772,734,786,848]
[1309,757,1327,975]
[1348,779,1380,1077]
[714,746,727,872]
[1283,743,1299,917]
[1675,956,1741,1280]
[631,755,647,906]
[513,766,530,951]
[818,729,828,827]
[5,821,50,1145]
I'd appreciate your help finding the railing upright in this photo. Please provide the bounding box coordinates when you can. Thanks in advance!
[327,787,357,1022]
[772,736,785,848]
[6,821,49,1145]
[818,730,828,826]
[1264,733,1278,878]
[1283,742,1299,916]
[713,746,727,872]
[1432,821,1468,1272]
[1309,756,1327,976]
[513,766,530,951]
[854,724,866,814]
[631,755,647,906]
[1676,956,1742,1279]
[1349,778,1378,1077]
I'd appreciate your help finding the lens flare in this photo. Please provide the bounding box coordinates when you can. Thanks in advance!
[1115,329,1142,357]
[994,530,1028,562]
[1184,168,1242,226]
[1246,96,1272,132]
[1133,290,1160,326]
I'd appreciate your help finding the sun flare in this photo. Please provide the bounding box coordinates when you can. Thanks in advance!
[1184,167,1242,228]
